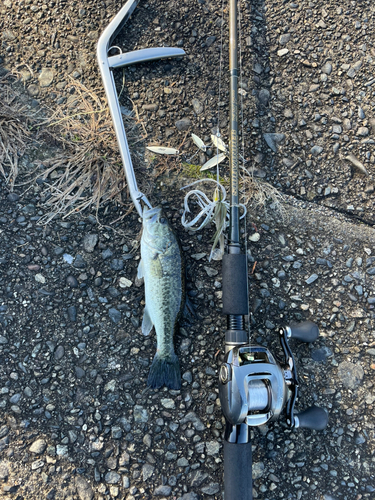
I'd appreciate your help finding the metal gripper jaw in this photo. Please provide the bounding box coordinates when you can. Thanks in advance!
[218,321,328,431]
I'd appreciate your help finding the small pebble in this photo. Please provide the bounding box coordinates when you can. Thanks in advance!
[306,274,318,284]
[66,275,78,288]
[29,439,47,455]
[119,277,132,288]
[83,234,98,253]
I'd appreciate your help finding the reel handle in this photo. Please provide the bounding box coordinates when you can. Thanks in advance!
[287,321,319,343]
[294,406,328,431]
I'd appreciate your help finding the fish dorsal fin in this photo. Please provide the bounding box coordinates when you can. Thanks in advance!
[142,306,153,336]
[137,259,144,279]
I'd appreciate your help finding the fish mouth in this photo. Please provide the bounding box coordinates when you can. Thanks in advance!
[143,206,161,223]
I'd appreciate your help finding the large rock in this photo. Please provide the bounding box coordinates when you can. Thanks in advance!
[83,234,98,253]
[192,98,204,115]
[175,117,191,131]
[0,461,9,480]
[263,133,285,152]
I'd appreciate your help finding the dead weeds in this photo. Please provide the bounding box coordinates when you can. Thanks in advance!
[0,73,33,190]
[38,78,146,224]
[241,167,286,220]
[0,71,285,226]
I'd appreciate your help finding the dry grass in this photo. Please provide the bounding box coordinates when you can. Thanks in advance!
[0,73,32,190]
[38,78,146,224]
[0,70,285,226]
[240,167,286,219]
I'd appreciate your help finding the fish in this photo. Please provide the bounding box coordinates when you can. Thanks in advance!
[138,206,184,390]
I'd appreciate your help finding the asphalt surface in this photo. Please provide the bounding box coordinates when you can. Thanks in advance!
[1,0,375,499]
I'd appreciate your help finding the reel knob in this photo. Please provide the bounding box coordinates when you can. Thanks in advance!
[286,321,319,343]
[293,406,328,431]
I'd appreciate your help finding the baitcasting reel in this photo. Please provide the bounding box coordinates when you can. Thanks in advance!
[219,321,328,442]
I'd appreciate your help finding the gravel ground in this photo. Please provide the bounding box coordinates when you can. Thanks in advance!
[1,0,375,499]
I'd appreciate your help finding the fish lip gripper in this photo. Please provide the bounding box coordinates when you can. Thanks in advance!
[97,0,186,217]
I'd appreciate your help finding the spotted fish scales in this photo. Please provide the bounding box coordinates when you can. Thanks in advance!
[138,207,183,389]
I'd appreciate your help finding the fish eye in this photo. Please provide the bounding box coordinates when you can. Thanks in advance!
[160,217,166,224]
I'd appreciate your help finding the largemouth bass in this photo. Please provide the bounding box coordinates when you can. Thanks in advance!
[138,206,183,390]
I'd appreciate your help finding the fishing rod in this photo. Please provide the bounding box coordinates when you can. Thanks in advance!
[218,0,328,498]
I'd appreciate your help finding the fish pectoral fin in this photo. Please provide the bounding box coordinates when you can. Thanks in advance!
[183,296,197,321]
[141,306,153,336]
[137,259,145,279]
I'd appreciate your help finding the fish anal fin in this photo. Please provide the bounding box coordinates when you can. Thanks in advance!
[141,306,153,336]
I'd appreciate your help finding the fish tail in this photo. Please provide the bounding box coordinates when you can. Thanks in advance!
[147,352,181,390]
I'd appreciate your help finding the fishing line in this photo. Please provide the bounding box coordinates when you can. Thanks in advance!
[215,0,226,187]
[180,0,228,261]
[238,0,251,341]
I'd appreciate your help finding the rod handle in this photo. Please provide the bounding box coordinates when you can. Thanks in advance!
[224,440,253,500]
[222,253,248,315]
